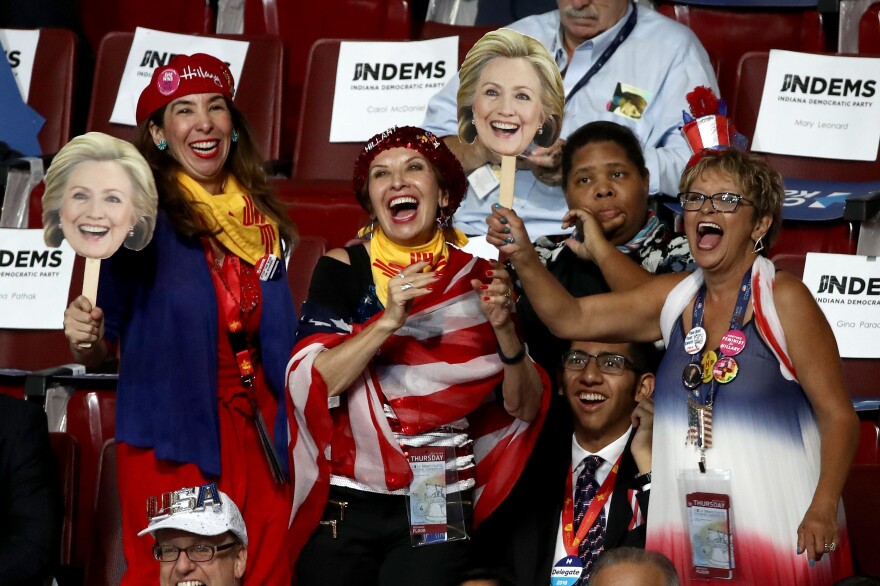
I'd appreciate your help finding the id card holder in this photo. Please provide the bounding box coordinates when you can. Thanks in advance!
[679,469,735,580]
[405,446,468,547]
[468,164,500,201]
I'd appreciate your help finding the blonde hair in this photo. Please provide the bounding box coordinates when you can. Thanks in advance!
[43,132,158,250]
[456,29,565,148]
[680,149,784,254]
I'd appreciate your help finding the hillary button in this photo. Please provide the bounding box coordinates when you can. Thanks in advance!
[684,327,707,355]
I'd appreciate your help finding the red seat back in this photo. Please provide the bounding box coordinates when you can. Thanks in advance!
[243,0,410,161]
[83,440,127,586]
[27,29,77,155]
[657,3,825,103]
[76,0,213,55]
[417,21,497,58]
[732,51,880,183]
[288,235,327,316]
[49,431,79,566]
[859,2,880,54]
[86,31,284,160]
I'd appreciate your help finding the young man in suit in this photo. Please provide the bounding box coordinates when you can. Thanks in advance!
[471,339,654,586]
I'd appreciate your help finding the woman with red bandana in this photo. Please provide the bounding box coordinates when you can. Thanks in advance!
[286,126,550,585]
[62,53,298,585]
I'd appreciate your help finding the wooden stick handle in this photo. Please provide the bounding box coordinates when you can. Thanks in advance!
[82,257,100,307]
[499,155,516,208]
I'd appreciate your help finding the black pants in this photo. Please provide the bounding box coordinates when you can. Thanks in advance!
[294,485,473,586]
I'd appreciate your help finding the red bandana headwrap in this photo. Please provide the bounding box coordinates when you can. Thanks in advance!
[352,125,467,215]
[136,53,236,125]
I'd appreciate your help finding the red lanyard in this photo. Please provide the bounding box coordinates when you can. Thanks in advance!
[561,453,622,556]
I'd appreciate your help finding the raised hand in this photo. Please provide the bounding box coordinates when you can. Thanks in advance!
[377,261,435,332]
[472,262,515,330]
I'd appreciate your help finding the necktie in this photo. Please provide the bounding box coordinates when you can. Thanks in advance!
[574,454,605,584]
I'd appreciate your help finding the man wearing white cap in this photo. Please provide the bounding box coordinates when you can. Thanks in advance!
[139,483,247,586]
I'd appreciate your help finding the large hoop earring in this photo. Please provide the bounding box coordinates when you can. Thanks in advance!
[752,235,765,254]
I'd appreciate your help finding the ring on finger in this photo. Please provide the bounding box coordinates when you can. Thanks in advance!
[395,272,406,279]
[400,282,414,291]
[824,543,837,552]
[504,289,512,299]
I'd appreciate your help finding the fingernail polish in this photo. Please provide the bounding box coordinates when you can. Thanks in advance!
[504,228,511,234]
[480,285,489,290]
[809,560,815,567]
[500,218,508,224]
[486,270,494,277]
[505,237,515,244]
[493,203,502,209]
[796,547,803,555]
[483,296,490,301]
[433,273,442,279]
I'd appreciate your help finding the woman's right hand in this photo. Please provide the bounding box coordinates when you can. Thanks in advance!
[376,261,435,332]
[562,208,610,263]
[63,295,104,349]
[486,204,534,261]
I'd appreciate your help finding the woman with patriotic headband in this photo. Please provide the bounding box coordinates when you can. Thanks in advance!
[62,53,298,584]
[286,125,550,585]
[485,89,859,584]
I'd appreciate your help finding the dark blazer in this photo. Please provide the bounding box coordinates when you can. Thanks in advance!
[472,427,649,586]
[0,395,61,586]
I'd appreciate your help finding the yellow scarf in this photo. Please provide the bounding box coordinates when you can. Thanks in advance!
[370,226,461,307]
[178,172,281,265]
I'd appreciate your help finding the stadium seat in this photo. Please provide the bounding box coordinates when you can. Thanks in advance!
[860,2,880,54]
[844,405,880,577]
[242,0,410,161]
[86,31,284,161]
[83,440,126,586]
[288,235,328,316]
[656,2,825,104]
[28,29,77,155]
[76,0,214,56]
[285,192,368,251]
[49,431,79,568]
[417,21,496,56]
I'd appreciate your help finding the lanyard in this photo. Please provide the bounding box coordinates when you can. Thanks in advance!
[561,453,622,556]
[564,3,638,106]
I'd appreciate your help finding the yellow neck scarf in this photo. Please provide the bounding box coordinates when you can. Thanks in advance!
[178,172,281,265]
[370,226,453,307]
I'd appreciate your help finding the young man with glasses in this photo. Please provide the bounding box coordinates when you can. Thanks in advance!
[138,484,247,586]
[471,339,655,585]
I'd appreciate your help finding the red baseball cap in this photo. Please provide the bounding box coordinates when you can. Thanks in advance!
[136,53,235,125]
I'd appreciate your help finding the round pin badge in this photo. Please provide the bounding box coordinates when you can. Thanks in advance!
[550,555,584,586]
[157,68,180,96]
[682,363,703,390]
[713,356,739,384]
[701,350,718,383]
[719,329,747,356]
[684,326,707,355]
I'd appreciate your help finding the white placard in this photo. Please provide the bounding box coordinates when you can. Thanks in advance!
[330,37,458,142]
[753,50,880,161]
[0,229,75,330]
[109,28,249,126]
[802,252,880,358]
[0,29,40,102]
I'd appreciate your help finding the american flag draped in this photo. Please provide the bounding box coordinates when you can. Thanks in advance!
[285,247,550,559]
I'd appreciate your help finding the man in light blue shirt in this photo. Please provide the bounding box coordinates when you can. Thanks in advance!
[422,0,718,238]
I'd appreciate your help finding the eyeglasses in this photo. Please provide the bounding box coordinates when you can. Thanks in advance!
[153,542,237,563]
[562,351,639,375]
[678,192,753,213]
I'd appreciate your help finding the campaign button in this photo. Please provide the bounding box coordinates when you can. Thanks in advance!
[684,327,707,355]
[713,356,739,384]
[682,363,703,390]
[719,329,747,356]
[701,350,718,383]
[550,555,584,586]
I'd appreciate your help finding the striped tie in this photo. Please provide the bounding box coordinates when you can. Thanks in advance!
[574,454,605,584]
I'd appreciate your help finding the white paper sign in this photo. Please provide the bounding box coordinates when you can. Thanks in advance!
[802,252,880,358]
[0,229,75,329]
[330,37,458,142]
[753,50,880,161]
[0,29,40,102]
[109,28,249,126]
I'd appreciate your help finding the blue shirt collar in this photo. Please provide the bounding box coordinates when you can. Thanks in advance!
[553,2,635,69]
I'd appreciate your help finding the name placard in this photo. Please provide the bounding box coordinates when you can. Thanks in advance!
[110,28,249,127]
[0,28,39,102]
[0,229,75,329]
[802,252,880,358]
[753,50,880,161]
[330,37,458,143]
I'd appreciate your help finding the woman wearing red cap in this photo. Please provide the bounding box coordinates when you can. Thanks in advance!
[285,125,550,585]
[62,53,298,584]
